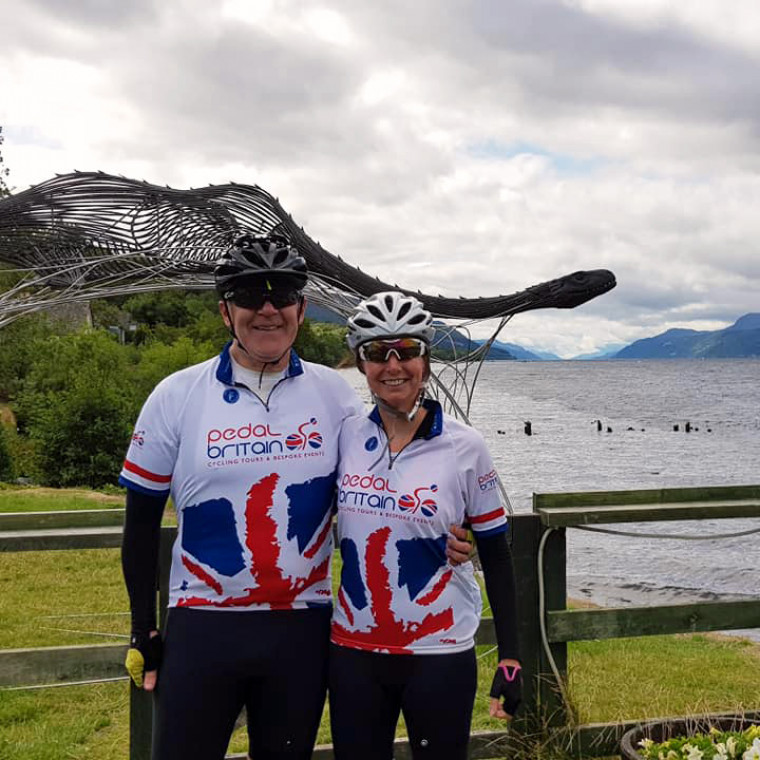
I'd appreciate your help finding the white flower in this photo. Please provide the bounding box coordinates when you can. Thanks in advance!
[682,743,703,760]
[743,737,760,760]
[715,741,729,760]
[728,737,738,757]
[639,738,654,750]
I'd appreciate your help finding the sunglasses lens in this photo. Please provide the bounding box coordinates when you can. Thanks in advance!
[229,289,300,310]
[269,290,301,309]
[360,338,426,362]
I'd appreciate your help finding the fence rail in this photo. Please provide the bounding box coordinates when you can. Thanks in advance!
[2,485,760,759]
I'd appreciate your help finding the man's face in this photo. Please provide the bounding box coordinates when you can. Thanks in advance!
[219,284,305,371]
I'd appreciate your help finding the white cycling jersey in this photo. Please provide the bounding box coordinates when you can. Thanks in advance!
[119,344,364,610]
[331,400,507,655]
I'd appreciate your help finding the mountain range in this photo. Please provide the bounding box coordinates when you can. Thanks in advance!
[613,313,760,359]
[306,304,760,361]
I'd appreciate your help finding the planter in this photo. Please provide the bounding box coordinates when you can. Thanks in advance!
[620,713,760,759]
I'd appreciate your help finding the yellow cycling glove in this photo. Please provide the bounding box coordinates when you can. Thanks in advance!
[125,632,163,688]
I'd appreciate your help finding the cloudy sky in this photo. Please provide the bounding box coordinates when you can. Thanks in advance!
[2,0,759,357]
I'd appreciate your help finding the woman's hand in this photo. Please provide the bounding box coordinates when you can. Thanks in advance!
[489,658,522,720]
[445,524,473,565]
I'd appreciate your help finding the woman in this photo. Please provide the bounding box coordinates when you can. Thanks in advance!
[329,292,522,760]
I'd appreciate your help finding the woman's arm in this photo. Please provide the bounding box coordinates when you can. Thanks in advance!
[476,530,522,719]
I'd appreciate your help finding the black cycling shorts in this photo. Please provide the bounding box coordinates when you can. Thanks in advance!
[152,605,331,760]
[328,643,478,760]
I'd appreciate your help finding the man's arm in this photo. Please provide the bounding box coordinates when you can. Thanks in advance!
[446,524,473,565]
[121,488,167,690]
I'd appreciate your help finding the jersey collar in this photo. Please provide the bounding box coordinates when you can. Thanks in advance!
[368,397,443,440]
[216,342,304,386]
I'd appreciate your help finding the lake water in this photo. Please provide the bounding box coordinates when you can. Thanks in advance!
[341,359,760,633]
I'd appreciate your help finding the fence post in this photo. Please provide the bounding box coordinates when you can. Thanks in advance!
[129,685,153,760]
[538,522,567,725]
[510,513,567,730]
[128,527,175,760]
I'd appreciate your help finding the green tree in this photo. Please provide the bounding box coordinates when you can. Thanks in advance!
[123,290,192,328]
[131,336,216,403]
[0,125,10,197]
[0,424,13,482]
[0,314,58,402]
[15,330,137,486]
[294,319,350,366]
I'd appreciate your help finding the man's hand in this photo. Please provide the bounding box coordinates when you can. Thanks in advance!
[489,659,522,720]
[446,524,473,566]
[125,630,162,691]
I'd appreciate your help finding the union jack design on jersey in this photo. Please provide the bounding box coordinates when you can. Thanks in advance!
[119,344,365,610]
[177,472,333,609]
[332,400,508,655]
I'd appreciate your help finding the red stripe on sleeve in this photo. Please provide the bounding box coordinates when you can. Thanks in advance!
[123,459,172,484]
[469,507,505,525]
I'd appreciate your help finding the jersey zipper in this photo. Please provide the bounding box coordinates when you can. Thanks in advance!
[231,372,292,412]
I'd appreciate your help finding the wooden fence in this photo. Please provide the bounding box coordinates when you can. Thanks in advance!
[2,484,760,758]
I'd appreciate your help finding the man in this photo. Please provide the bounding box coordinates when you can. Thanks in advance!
[120,232,471,760]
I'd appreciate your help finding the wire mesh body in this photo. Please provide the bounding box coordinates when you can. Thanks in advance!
[0,171,616,510]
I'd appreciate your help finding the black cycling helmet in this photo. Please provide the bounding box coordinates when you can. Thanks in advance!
[214,233,308,297]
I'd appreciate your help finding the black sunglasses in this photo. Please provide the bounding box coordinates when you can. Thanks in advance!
[226,287,302,310]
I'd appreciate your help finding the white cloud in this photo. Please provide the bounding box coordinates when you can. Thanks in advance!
[1,0,759,356]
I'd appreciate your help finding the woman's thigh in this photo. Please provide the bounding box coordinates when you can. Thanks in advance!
[401,648,478,760]
[328,644,402,760]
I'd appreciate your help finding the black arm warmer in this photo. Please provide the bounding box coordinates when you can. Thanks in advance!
[475,531,521,661]
[121,488,167,634]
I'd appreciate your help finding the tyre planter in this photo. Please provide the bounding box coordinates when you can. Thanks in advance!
[620,714,760,759]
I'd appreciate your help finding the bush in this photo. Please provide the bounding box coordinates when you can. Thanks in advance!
[31,383,132,488]
[0,424,13,482]
[14,330,137,487]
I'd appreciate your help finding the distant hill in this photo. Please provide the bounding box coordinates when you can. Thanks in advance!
[305,305,565,360]
[305,303,344,324]
[614,313,760,359]
[571,344,626,361]
[482,339,560,361]
[436,329,515,360]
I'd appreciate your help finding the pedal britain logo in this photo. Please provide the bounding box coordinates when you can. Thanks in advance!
[478,469,498,492]
[338,475,439,522]
[206,418,324,467]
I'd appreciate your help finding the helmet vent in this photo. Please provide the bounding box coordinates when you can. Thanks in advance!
[384,294,394,311]
[397,301,411,319]
[366,304,383,320]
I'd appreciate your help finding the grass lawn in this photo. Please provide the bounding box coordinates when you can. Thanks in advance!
[0,485,124,513]
[1,487,759,758]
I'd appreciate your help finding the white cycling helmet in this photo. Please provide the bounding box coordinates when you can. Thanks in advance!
[346,291,435,350]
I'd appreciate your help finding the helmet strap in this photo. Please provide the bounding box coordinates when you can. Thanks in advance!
[372,386,426,424]
[222,300,293,373]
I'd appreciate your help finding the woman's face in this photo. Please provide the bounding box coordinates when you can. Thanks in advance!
[362,352,427,414]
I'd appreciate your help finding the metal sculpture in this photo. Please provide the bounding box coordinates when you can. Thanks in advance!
[0,171,616,419]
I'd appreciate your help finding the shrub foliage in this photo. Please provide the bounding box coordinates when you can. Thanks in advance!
[0,291,350,487]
